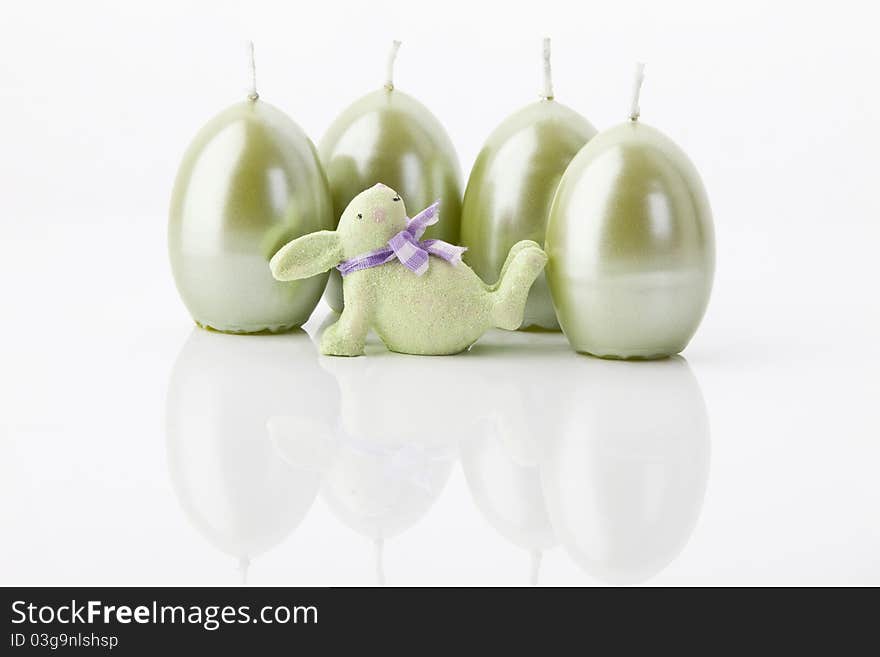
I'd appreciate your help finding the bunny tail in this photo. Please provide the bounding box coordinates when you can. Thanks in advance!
[490,241,548,330]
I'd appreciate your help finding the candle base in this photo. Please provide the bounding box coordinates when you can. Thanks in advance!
[194,319,302,335]
[575,348,676,361]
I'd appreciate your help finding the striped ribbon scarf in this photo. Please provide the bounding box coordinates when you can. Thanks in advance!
[336,201,466,277]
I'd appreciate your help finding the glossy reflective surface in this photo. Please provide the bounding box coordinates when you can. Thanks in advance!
[319,88,462,311]
[169,100,333,333]
[541,356,710,584]
[461,100,596,329]
[546,121,715,358]
[271,330,465,544]
[164,320,710,585]
[166,329,335,579]
[4,265,880,585]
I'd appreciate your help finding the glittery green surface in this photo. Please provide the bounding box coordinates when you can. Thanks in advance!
[271,185,547,356]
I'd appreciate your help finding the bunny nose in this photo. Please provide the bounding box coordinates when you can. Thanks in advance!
[372,207,387,223]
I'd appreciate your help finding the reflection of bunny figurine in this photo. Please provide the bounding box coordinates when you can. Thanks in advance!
[267,346,488,583]
[270,184,547,356]
[460,333,564,585]
[268,351,481,540]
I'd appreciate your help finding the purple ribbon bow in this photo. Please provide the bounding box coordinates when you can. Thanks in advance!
[336,201,467,277]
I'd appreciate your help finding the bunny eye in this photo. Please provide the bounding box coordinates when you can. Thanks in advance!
[357,213,363,219]
[392,196,401,202]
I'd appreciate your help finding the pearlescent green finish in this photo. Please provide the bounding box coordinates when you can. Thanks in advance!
[169,100,333,333]
[461,100,596,330]
[319,88,462,312]
[546,122,714,359]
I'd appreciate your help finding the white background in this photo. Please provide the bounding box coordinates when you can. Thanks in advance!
[1,0,878,585]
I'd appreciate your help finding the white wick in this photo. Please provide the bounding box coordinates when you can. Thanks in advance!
[247,41,259,101]
[384,40,402,91]
[374,538,386,586]
[541,37,554,100]
[237,556,250,585]
[530,550,542,586]
[630,62,645,121]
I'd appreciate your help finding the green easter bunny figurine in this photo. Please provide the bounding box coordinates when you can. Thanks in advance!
[270,184,547,356]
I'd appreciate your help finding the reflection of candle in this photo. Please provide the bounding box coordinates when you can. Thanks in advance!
[166,328,336,581]
[546,64,715,358]
[461,39,596,330]
[169,43,333,333]
[461,427,557,585]
[319,41,462,312]
[459,334,563,585]
[541,356,710,585]
[269,350,463,583]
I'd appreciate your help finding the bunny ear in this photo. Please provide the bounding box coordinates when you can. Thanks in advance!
[270,231,343,281]
[405,200,441,239]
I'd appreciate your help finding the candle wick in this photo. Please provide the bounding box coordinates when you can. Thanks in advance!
[540,37,554,100]
[384,40,402,91]
[629,62,645,121]
[374,538,386,586]
[237,556,250,585]
[248,40,259,102]
[530,549,542,586]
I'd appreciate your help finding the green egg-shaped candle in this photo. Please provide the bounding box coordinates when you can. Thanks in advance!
[169,46,333,333]
[319,41,462,312]
[546,65,714,358]
[461,39,596,330]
